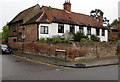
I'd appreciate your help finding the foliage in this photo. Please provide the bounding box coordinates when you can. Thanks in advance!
[80,38,93,42]
[90,35,100,42]
[73,32,88,42]
[90,9,109,26]
[108,18,120,29]
[38,35,71,43]
[38,38,47,42]
[111,19,120,27]
[109,33,118,41]
[2,25,8,43]
[62,31,74,40]
[90,9,104,18]
[39,32,100,43]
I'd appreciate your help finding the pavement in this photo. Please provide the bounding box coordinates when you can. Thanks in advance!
[12,51,120,68]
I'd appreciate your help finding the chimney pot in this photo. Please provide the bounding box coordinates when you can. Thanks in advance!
[63,0,71,12]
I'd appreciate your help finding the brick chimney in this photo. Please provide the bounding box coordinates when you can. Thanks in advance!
[63,0,71,12]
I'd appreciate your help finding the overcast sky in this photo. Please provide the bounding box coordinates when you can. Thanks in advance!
[0,0,119,32]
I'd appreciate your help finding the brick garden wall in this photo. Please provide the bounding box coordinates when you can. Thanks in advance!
[9,41,120,60]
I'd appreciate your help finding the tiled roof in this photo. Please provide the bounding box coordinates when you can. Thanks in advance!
[50,7,103,28]
[26,6,104,28]
[9,4,106,29]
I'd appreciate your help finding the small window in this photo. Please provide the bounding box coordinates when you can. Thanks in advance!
[96,28,100,36]
[70,25,75,33]
[13,31,16,32]
[87,27,91,35]
[23,27,25,30]
[13,39,16,42]
[79,26,84,33]
[41,26,48,34]
[102,29,105,36]
[58,24,64,33]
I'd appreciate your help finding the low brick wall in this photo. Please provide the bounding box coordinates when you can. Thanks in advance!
[9,41,120,60]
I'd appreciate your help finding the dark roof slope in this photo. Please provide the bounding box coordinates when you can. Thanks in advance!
[9,4,39,24]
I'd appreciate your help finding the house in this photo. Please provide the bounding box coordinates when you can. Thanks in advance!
[8,0,108,42]
[109,23,120,41]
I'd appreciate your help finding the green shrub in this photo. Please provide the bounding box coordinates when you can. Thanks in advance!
[80,38,93,42]
[38,38,46,42]
[38,36,71,43]
[90,35,100,42]
[50,36,61,42]
[73,32,88,42]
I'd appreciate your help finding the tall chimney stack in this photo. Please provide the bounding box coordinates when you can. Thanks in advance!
[63,0,71,12]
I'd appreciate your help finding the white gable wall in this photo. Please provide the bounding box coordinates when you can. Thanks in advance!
[38,23,108,42]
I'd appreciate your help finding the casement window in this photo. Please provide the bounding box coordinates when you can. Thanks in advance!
[41,26,48,34]
[70,25,75,33]
[58,24,64,33]
[96,28,100,36]
[79,26,84,33]
[12,25,16,33]
[23,27,25,30]
[87,27,91,35]
[102,29,105,36]
[13,39,16,42]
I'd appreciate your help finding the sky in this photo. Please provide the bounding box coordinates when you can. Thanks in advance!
[0,0,120,32]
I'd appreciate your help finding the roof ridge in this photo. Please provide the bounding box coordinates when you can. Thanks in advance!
[42,5,92,18]
[21,4,39,13]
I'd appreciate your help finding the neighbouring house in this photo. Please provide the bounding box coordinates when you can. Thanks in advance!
[109,24,120,41]
[8,0,108,43]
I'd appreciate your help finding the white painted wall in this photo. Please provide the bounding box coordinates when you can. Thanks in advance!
[84,27,87,35]
[38,23,108,42]
[75,26,79,34]
[91,28,96,35]
[98,29,108,42]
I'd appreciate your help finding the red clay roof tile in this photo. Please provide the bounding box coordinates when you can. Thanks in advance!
[9,4,106,29]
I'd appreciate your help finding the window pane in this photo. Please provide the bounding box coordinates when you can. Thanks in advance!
[41,26,48,34]
[87,27,91,35]
[58,24,64,33]
[45,27,48,34]
[79,26,83,33]
[41,27,44,34]
[102,29,105,36]
[70,25,75,33]
[96,28,100,36]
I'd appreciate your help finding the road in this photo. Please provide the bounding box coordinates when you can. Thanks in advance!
[2,54,119,80]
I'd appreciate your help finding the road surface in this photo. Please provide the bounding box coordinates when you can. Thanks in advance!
[2,54,119,80]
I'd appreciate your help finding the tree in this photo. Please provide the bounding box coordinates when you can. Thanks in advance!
[90,9,109,26]
[90,35,100,42]
[73,32,88,42]
[108,19,120,29]
[2,25,8,43]
[90,9,104,19]
[111,19,120,26]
